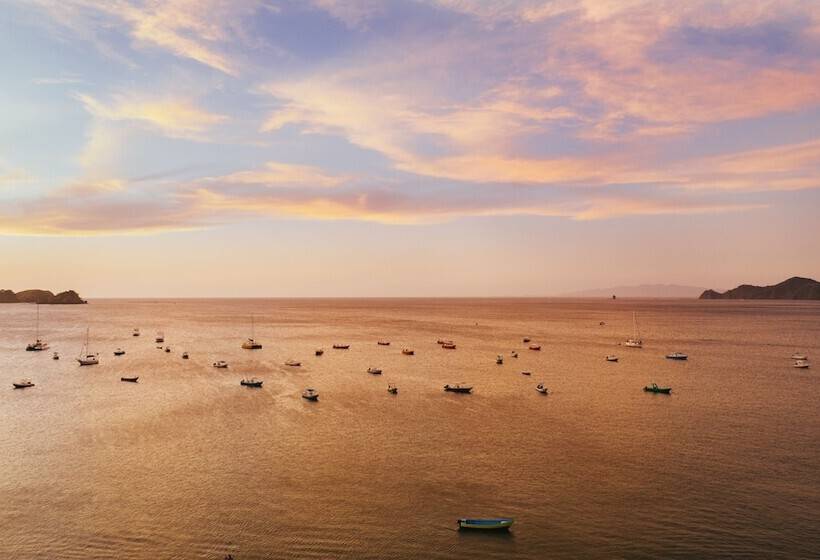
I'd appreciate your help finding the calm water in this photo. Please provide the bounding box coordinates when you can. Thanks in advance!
[1,298,819,559]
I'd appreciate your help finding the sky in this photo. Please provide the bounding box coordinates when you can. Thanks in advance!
[1,0,819,297]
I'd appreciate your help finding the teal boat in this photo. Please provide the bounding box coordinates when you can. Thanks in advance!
[644,383,671,394]
[457,518,514,531]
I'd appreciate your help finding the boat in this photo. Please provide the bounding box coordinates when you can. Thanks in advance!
[402,348,415,355]
[25,304,49,351]
[77,327,100,366]
[528,344,541,351]
[120,376,139,383]
[536,383,548,394]
[155,331,164,343]
[315,349,324,356]
[13,379,35,389]
[442,342,457,349]
[457,518,514,531]
[132,328,140,337]
[377,340,391,346]
[444,383,472,393]
[644,383,671,394]
[624,312,643,348]
[368,367,383,375]
[793,360,810,369]
[521,371,532,376]
[182,352,189,359]
[240,378,263,387]
[523,337,531,343]
[333,344,350,350]
[213,360,229,368]
[387,384,398,394]
[791,353,808,361]
[164,346,171,353]
[241,315,263,349]
[114,348,126,356]
[666,352,688,360]
[284,359,301,367]
[606,355,619,362]
[511,351,518,358]
[599,321,606,326]
[302,388,319,401]
[496,355,503,364]
[52,351,59,360]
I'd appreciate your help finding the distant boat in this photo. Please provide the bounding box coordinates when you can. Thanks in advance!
[523,337,531,343]
[791,353,808,361]
[442,342,456,349]
[368,367,383,375]
[302,388,319,401]
[624,312,643,348]
[402,348,415,355]
[155,331,164,343]
[120,376,139,383]
[182,352,189,359]
[606,355,619,362]
[164,346,171,353]
[666,352,688,360]
[377,340,391,346]
[25,304,49,351]
[241,315,262,349]
[132,328,140,337]
[52,351,59,360]
[599,321,606,326]
[510,351,518,358]
[13,379,35,389]
[315,349,324,356]
[114,348,126,356]
[333,344,350,350]
[457,518,514,531]
[77,327,99,366]
[496,355,503,364]
[213,360,228,368]
[644,383,671,394]
[284,359,301,367]
[536,383,548,394]
[387,383,398,394]
[528,344,541,351]
[521,371,531,376]
[241,378,263,387]
[444,383,472,393]
[793,360,810,369]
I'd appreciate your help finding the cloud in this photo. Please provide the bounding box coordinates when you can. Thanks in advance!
[209,162,350,188]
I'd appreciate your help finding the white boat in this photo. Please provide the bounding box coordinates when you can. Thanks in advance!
[77,327,99,366]
[155,331,164,343]
[164,346,171,353]
[182,352,189,359]
[793,360,810,369]
[528,344,541,351]
[114,348,126,356]
[133,328,140,337]
[213,360,229,368]
[791,353,807,361]
[624,312,643,348]
[52,351,60,360]
[241,315,263,349]
[536,383,548,394]
[368,367,383,375]
[13,379,35,389]
[284,359,301,367]
[25,304,49,351]
[666,352,688,360]
[387,383,398,394]
[511,351,518,358]
[606,355,619,362]
[496,355,503,364]
[302,388,319,401]
[402,348,415,355]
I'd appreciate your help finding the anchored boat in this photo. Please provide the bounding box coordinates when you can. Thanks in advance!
[457,518,514,531]
[536,383,548,394]
[25,304,49,351]
[606,355,619,362]
[402,348,415,355]
[241,315,262,349]
[387,383,398,394]
[120,376,139,383]
[315,349,324,356]
[333,344,350,350]
[644,383,671,394]
[367,367,383,375]
[377,340,391,346]
[284,359,301,367]
[13,379,35,389]
[240,378,263,388]
[302,388,319,401]
[624,312,643,348]
[444,383,472,393]
[77,327,100,366]
[114,348,126,356]
[528,344,541,351]
[213,360,229,368]
[793,360,810,369]
[666,352,688,360]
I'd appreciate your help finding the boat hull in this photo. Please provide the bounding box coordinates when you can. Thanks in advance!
[457,518,514,531]
[121,377,139,383]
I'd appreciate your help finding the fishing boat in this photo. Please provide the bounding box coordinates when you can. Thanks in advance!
[644,383,671,394]
[528,344,541,351]
[13,379,35,389]
[791,353,808,361]
[444,383,472,393]
[606,355,619,362]
[367,367,383,375]
[182,352,189,359]
[164,346,171,353]
[241,315,262,349]
[155,331,164,343]
[77,327,100,366]
[402,348,415,355]
[213,360,229,368]
[114,348,126,356]
[624,312,643,348]
[442,342,456,349]
[387,384,398,394]
[132,328,140,337]
[284,359,301,367]
[120,376,139,383]
[521,371,532,376]
[302,388,319,401]
[496,355,503,364]
[536,383,548,394]
[377,340,391,346]
[666,352,688,360]
[793,360,810,369]
[523,337,531,343]
[240,378,263,387]
[52,351,59,360]
[315,348,324,356]
[511,351,518,358]
[25,304,49,351]
[457,518,514,531]
[333,344,350,350]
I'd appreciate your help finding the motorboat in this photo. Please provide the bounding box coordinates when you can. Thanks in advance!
[284,359,301,367]
[402,348,415,355]
[13,379,35,389]
[791,353,808,361]
[25,305,49,351]
[511,351,518,358]
[302,388,319,401]
[240,378,263,387]
[523,337,531,343]
[496,355,503,364]
[120,376,139,383]
[521,371,532,376]
[132,328,140,337]
[114,348,126,356]
[213,360,229,368]
[387,384,398,394]
[368,367,383,375]
[444,383,472,393]
[315,349,324,356]
[528,344,541,351]
[606,355,619,362]
[377,340,391,346]
[666,352,688,360]
[624,312,643,348]
[164,346,171,353]
[644,383,671,394]
[182,352,189,359]
[52,351,59,360]
[155,332,164,343]
[793,360,810,369]
[333,344,350,349]
[442,342,456,349]
[536,383,548,394]
[457,518,514,531]
[241,315,262,349]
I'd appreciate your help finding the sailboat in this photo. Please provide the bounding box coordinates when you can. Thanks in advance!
[25,304,49,351]
[624,312,643,348]
[77,327,99,366]
[241,315,262,349]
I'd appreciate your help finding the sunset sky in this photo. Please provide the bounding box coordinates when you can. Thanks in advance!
[1,0,819,296]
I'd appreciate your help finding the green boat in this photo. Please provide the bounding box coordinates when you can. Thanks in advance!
[457,518,514,531]
[644,383,671,394]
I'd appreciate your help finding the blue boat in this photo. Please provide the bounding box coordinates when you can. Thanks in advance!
[457,518,514,531]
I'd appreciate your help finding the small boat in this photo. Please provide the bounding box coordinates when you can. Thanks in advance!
[132,328,140,337]
[599,321,606,326]
[26,305,49,351]
[302,388,319,401]
[523,337,531,343]
[367,367,383,375]
[793,360,810,369]
[240,378,263,387]
[644,383,671,394]
[521,371,532,376]
[536,383,548,394]
[442,342,456,349]
[77,328,100,366]
[13,379,35,389]
[333,344,350,350]
[528,344,541,351]
[387,384,398,394]
[377,340,391,346]
[114,348,126,356]
[156,346,163,349]
[52,351,59,360]
[164,346,171,353]
[182,352,189,359]
[624,312,643,348]
[511,351,518,358]
[457,518,514,531]
[791,353,808,361]
[444,383,472,393]
[120,376,139,383]
[213,360,229,368]
[155,331,164,343]
[284,359,301,367]
[606,355,619,362]
[315,349,324,356]
[402,348,415,355]
[241,315,263,349]
[496,355,503,364]
[666,352,688,360]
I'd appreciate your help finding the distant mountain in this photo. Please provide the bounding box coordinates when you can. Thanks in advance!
[565,284,707,298]
[1,289,87,304]
[700,277,820,300]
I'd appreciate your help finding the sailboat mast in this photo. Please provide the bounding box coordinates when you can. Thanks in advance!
[36,304,39,340]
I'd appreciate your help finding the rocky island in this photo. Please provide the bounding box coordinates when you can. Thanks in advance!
[700,277,820,300]
[0,289,87,304]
